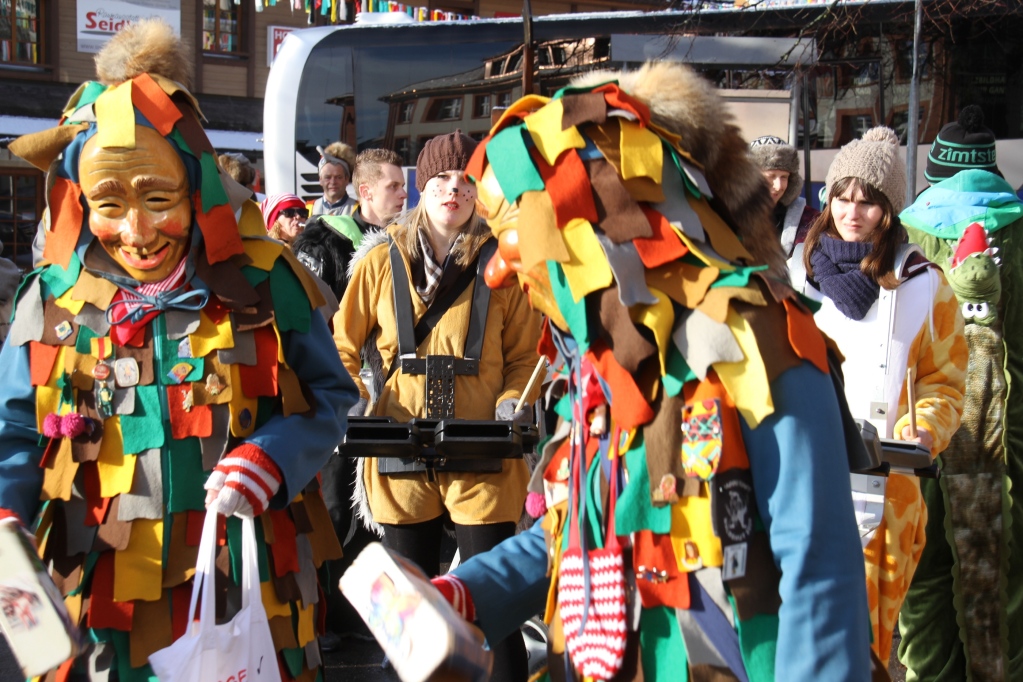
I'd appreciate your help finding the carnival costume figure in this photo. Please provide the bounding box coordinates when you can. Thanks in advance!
[430,62,874,681]
[0,20,358,681]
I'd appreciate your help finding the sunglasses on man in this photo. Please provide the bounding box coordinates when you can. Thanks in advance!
[280,207,309,219]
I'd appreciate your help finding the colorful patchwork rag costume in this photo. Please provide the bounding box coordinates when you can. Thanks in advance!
[451,62,873,681]
[0,27,358,682]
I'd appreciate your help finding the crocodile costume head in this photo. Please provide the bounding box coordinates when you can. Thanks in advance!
[947,222,1001,326]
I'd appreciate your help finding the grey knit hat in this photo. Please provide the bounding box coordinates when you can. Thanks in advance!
[415,130,478,192]
[824,126,906,214]
[748,135,803,207]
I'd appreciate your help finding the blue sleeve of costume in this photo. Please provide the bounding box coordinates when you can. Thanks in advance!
[742,362,871,680]
[0,340,45,524]
[451,519,551,644]
[247,311,359,506]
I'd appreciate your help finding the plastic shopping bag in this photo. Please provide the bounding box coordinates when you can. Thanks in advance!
[149,511,280,682]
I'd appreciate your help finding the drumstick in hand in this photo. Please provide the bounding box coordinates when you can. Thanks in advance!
[515,357,547,413]
[906,367,917,439]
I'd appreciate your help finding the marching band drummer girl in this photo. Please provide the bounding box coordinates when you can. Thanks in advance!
[790,126,966,664]
[333,131,543,682]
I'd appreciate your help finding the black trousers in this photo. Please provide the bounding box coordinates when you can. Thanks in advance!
[381,517,528,682]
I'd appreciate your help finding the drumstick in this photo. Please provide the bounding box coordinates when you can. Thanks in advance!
[906,366,917,439]
[515,356,547,413]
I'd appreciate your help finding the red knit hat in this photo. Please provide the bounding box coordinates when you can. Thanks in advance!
[260,193,306,230]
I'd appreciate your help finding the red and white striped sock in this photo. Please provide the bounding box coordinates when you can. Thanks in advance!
[430,574,476,623]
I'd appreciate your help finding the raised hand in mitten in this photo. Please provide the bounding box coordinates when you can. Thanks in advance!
[204,443,282,518]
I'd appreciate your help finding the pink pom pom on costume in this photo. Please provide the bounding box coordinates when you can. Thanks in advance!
[525,491,547,518]
[42,413,63,438]
[60,412,90,438]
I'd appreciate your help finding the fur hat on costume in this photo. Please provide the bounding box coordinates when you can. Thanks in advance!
[7,18,251,271]
[416,130,478,192]
[825,126,907,214]
[925,105,1001,184]
[261,193,306,230]
[748,135,803,207]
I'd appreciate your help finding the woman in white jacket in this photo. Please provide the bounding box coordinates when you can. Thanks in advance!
[789,126,966,664]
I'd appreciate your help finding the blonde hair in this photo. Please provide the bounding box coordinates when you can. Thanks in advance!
[392,201,489,268]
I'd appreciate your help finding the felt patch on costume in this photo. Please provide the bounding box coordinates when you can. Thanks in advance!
[464,137,489,185]
[587,341,655,431]
[119,448,164,522]
[783,299,828,374]
[188,310,234,359]
[296,602,316,648]
[515,191,570,276]
[628,288,674,375]
[615,439,672,535]
[130,594,174,667]
[677,231,733,272]
[166,384,213,439]
[120,385,165,454]
[82,463,111,526]
[75,303,111,338]
[44,257,82,302]
[262,582,292,621]
[672,308,743,381]
[163,514,198,589]
[197,258,263,315]
[697,286,767,326]
[624,176,666,204]
[199,404,230,471]
[267,509,300,578]
[278,366,311,417]
[595,83,651,124]
[560,92,608,130]
[130,73,181,136]
[8,275,45,347]
[41,300,79,350]
[597,288,656,375]
[195,200,245,265]
[88,553,134,631]
[269,258,312,333]
[93,496,132,553]
[690,197,752,263]
[302,494,343,566]
[7,121,88,173]
[167,437,208,512]
[30,341,61,386]
[97,418,136,497]
[228,364,258,438]
[524,99,586,166]
[41,437,77,502]
[113,518,164,602]
[486,125,545,205]
[681,399,723,480]
[233,280,275,331]
[635,207,689,269]
[218,327,257,366]
[619,120,663,182]
[164,309,202,340]
[713,308,773,430]
[238,326,279,398]
[585,157,652,244]
[593,230,658,307]
[662,346,697,398]
[71,269,119,312]
[534,148,598,229]
[634,530,691,609]
[493,94,549,133]
[670,493,722,571]
[237,200,268,239]
[547,262,590,351]
[94,81,135,149]
[241,236,285,272]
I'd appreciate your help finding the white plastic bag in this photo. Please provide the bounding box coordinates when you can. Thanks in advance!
[149,511,281,682]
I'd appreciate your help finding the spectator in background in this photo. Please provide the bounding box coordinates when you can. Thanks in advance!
[261,193,309,246]
[294,148,407,301]
[218,151,263,201]
[748,135,819,256]
[311,141,357,217]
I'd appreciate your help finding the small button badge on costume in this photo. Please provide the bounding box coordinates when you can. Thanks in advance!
[54,321,74,341]
[114,358,139,387]
[167,362,193,385]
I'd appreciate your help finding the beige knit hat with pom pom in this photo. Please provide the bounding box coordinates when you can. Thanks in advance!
[824,126,906,213]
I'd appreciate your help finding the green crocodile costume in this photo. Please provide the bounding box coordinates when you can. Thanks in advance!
[898,169,1023,680]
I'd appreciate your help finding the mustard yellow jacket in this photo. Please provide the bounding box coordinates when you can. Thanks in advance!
[333,225,543,525]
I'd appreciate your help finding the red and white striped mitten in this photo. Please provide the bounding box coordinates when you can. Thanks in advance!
[430,574,476,623]
[204,444,282,518]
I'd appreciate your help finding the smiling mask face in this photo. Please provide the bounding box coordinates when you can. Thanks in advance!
[79,125,192,283]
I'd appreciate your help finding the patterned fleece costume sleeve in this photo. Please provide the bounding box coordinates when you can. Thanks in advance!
[892,271,967,453]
